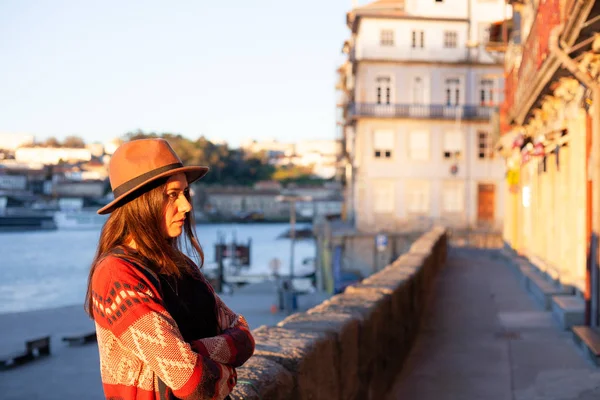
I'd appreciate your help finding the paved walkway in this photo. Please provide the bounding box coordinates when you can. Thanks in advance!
[386,247,600,400]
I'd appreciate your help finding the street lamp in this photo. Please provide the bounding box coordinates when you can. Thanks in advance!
[276,194,313,313]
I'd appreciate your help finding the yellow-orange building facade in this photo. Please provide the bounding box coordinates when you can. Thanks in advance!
[498,0,600,323]
[501,96,589,293]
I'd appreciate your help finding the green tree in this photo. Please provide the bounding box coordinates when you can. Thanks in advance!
[44,137,60,148]
[63,135,86,148]
[119,130,276,186]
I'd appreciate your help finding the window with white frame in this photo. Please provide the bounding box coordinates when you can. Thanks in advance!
[408,131,430,161]
[373,180,395,213]
[442,182,464,213]
[478,131,493,159]
[380,29,394,46]
[479,78,495,106]
[478,22,491,46]
[406,181,430,214]
[411,30,425,48]
[443,130,463,159]
[444,31,458,48]
[376,76,391,105]
[444,78,461,106]
[412,76,426,104]
[373,130,394,159]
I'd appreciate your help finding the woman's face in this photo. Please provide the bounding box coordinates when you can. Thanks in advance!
[163,173,192,238]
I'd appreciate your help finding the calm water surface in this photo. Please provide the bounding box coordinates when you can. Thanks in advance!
[0,222,314,314]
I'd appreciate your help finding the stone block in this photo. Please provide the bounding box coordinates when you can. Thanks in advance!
[277,311,360,400]
[252,325,338,400]
[551,295,585,330]
[351,276,416,374]
[524,270,572,310]
[394,254,428,309]
[320,289,395,399]
[230,356,294,400]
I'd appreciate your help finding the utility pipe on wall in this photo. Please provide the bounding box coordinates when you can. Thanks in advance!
[549,24,600,326]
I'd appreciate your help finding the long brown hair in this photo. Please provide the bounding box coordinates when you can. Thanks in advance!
[84,179,204,317]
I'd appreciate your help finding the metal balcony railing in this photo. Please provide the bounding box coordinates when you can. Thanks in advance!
[349,103,497,120]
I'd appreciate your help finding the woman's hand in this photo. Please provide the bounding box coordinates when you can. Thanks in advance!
[191,314,255,368]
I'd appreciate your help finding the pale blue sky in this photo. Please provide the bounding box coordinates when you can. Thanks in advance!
[0,0,361,147]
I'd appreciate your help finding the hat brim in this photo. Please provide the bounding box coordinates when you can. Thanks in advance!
[97,166,209,215]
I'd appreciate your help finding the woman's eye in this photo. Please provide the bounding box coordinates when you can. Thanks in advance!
[168,192,178,199]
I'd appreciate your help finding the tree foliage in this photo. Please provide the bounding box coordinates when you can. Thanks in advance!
[35,136,86,148]
[63,135,86,148]
[43,137,61,147]
[272,165,328,185]
[122,130,276,186]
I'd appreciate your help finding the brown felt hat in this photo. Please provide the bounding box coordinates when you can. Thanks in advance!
[97,138,209,215]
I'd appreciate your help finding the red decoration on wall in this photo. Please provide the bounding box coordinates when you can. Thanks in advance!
[513,134,524,149]
[521,148,532,165]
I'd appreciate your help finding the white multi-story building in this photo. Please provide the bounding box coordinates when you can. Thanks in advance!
[242,139,342,179]
[338,0,510,232]
[14,147,92,165]
[0,133,35,151]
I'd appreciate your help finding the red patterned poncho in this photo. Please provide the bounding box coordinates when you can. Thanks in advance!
[90,255,255,400]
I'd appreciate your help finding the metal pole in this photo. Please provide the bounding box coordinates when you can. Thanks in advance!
[290,199,296,282]
[217,239,224,294]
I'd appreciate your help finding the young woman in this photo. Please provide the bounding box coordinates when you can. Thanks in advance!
[85,138,254,400]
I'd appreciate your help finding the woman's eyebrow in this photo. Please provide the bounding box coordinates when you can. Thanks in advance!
[166,185,189,192]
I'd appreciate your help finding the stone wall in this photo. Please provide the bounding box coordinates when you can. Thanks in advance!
[229,226,449,400]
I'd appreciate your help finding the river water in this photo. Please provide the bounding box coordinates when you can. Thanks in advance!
[0,222,315,314]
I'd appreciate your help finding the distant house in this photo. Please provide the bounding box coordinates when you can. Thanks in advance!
[15,147,92,165]
[0,160,49,195]
[204,186,287,219]
[242,139,343,179]
[0,174,27,191]
[282,182,343,200]
[0,133,35,151]
[253,180,283,190]
[53,180,106,198]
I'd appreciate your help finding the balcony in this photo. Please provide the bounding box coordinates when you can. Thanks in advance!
[349,103,497,121]
[485,19,513,53]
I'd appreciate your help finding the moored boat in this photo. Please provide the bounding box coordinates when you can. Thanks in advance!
[0,214,57,232]
[53,210,107,230]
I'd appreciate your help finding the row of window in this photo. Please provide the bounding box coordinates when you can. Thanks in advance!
[375,77,496,106]
[372,130,493,161]
[371,180,465,214]
[380,30,459,48]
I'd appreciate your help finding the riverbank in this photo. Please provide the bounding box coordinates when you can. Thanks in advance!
[0,281,330,400]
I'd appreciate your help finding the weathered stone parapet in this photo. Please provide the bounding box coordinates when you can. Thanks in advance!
[230,356,294,400]
[230,227,448,400]
[277,311,360,400]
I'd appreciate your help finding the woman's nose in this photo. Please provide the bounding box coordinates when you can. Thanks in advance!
[179,196,192,213]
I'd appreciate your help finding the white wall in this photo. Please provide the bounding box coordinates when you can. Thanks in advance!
[15,147,92,164]
[0,133,35,150]
[469,0,513,44]
[356,18,469,62]
[295,140,340,156]
[354,1,511,64]
[352,118,505,229]
[404,0,468,19]
[355,63,504,105]
[345,0,508,231]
